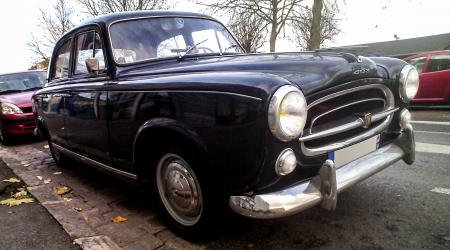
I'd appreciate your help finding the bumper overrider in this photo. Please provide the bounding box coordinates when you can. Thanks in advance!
[229,124,415,219]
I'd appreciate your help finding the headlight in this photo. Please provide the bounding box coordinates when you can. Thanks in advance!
[399,64,420,102]
[1,103,23,115]
[268,85,307,141]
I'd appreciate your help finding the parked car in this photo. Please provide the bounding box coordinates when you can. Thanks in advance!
[0,70,46,144]
[33,11,418,236]
[404,50,450,104]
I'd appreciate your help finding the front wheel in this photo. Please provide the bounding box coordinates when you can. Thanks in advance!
[153,150,216,238]
[0,129,10,145]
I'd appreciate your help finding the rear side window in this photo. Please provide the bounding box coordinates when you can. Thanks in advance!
[428,54,450,72]
[52,39,71,80]
[74,31,107,75]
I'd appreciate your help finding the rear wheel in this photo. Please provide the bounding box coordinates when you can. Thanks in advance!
[48,139,68,167]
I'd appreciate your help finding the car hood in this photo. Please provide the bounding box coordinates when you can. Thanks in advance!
[0,91,34,107]
[117,52,388,95]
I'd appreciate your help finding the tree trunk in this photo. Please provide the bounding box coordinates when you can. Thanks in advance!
[269,25,277,52]
[308,0,324,50]
[269,0,278,52]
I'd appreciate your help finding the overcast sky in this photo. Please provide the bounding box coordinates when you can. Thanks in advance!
[0,0,448,74]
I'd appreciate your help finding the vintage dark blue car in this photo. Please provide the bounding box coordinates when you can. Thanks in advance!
[33,10,418,236]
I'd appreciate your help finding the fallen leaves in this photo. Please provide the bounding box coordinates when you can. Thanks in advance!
[43,179,52,184]
[3,178,20,183]
[54,186,71,195]
[73,207,83,212]
[112,216,127,223]
[13,190,28,198]
[0,190,33,207]
[0,198,34,207]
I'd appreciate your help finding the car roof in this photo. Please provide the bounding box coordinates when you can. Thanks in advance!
[57,10,218,47]
[0,70,46,77]
[404,50,450,60]
[80,10,215,27]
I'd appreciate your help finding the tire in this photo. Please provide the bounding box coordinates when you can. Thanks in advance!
[0,129,11,145]
[152,146,217,239]
[48,139,69,167]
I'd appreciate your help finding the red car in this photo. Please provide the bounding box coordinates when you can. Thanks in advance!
[404,50,450,104]
[0,70,46,144]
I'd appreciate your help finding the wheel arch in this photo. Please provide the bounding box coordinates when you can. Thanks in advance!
[133,118,210,183]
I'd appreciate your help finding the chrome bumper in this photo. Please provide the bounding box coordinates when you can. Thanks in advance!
[229,124,415,219]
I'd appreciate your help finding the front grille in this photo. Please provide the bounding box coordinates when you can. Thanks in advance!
[300,84,398,156]
[20,107,33,113]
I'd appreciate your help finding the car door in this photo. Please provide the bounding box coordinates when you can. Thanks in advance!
[63,29,112,164]
[39,38,72,147]
[419,54,450,102]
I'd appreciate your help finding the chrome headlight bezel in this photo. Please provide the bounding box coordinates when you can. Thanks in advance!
[399,64,420,103]
[268,85,307,142]
[1,103,23,115]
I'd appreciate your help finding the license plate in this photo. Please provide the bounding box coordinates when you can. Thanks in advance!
[328,135,380,168]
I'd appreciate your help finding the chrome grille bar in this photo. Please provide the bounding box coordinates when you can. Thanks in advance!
[300,84,397,156]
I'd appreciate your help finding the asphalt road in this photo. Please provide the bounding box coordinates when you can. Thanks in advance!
[0,160,79,250]
[208,109,450,249]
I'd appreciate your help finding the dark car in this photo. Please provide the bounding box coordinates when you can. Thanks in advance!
[0,70,46,144]
[33,11,418,236]
[404,50,450,104]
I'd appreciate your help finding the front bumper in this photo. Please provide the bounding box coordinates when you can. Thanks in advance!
[0,113,36,136]
[229,124,415,219]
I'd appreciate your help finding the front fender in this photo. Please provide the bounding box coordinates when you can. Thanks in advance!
[132,117,208,165]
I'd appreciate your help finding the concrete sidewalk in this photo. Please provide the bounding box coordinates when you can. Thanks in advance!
[0,141,201,249]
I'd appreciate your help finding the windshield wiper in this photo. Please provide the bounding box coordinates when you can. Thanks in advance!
[224,44,239,53]
[24,86,42,91]
[0,89,23,94]
[178,39,209,61]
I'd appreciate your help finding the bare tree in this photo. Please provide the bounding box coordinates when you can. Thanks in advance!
[292,0,340,50]
[199,0,305,52]
[229,12,266,52]
[77,0,168,16]
[28,0,75,69]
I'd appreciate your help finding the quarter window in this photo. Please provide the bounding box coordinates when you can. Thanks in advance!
[427,54,450,72]
[74,31,107,75]
[52,39,71,79]
[408,57,426,73]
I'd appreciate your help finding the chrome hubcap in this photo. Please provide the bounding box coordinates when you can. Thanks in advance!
[156,153,202,226]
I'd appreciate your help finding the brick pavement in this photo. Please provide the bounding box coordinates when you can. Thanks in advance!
[0,141,202,250]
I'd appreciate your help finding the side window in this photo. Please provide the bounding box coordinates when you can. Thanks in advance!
[52,39,71,79]
[74,31,107,75]
[427,54,450,73]
[408,57,426,73]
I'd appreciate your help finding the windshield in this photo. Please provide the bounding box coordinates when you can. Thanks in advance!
[109,17,244,64]
[0,72,46,94]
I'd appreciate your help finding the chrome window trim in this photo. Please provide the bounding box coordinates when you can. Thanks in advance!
[107,15,244,66]
[52,143,137,180]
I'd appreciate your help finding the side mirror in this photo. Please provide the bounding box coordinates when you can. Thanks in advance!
[85,58,99,77]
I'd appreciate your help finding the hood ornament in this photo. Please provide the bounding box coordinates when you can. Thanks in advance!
[355,113,372,128]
